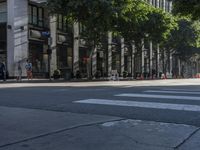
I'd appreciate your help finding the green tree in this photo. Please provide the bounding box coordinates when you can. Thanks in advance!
[116,1,176,49]
[115,1,149,42]
[47,0,131,77]
[164,18,200,60]
[172,0,200,20]
[192,21,200,48]
[145,9,177,43]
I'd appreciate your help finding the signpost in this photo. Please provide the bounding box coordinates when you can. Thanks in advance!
[42,31,52,80]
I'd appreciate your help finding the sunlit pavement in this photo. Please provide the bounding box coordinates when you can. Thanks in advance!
[1,78,200,88]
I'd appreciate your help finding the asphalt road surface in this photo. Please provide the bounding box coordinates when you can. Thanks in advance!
[1,79,200,150]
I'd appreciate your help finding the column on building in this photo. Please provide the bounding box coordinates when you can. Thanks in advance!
[162,0,166,12]
[7,0,28,77]
[131,41,136,78]
[127,53,132,75]
[156,0,160,8]
[149,0,153,5]
[73,22,79,76]
[124,44,132,76]
[49,15,57,76]
[92,46,97,78]
[149,40,153,78]
[163,49,167,74]
[156,44,160,78]
[168,1,172,12]
[141,39,145,76]
[107,32,112,77]
[178,58,181,76]
[120,38,125,76]
[170,51,173,75]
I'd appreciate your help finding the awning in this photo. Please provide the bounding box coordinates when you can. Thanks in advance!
[30,29,42,39]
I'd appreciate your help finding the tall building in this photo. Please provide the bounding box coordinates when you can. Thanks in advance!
[146,0,172,12]
[0,0,74,78]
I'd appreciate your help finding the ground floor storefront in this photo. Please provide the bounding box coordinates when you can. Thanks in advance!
[1,28,200,79]
[29,40,49,78]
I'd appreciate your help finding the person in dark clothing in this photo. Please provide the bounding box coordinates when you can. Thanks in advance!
[0,61,6,81]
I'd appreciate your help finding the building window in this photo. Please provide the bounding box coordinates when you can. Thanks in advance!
[0,2,7,23]
[79,23,86,34]
[38,8,43,26]
[28,4,44,27]
[57,14,70,32]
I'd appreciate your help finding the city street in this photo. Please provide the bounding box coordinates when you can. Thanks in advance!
[1,79,200,150]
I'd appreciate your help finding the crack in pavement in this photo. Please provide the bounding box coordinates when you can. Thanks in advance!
[0,118,125,148]
[174,127,200,149]
[121,134,173,149]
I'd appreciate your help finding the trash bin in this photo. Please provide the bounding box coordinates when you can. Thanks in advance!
[60,68,71,80]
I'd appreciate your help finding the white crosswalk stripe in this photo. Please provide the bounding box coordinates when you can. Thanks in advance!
[74,89,200,112]
[162,88,200,92]
[75,99,200,112]
[115,93,200,101]
[144,90,200,95]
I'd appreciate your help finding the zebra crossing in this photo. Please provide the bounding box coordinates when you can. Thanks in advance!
[74,88,200,113]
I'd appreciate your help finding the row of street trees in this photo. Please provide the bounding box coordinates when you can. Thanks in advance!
[47,0,200,78]
[47,0,176,51]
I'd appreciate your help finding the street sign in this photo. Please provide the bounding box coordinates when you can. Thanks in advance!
[41,31,50,37]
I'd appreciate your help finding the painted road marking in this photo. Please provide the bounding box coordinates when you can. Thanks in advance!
[75,99,200,112]
[162,88,200,92]
[115,93,200,101]
[144,90,200,95]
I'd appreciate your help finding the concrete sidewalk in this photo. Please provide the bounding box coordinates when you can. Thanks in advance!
[0,106,200,150]
[0,78,110,84]
[1,76,172,84]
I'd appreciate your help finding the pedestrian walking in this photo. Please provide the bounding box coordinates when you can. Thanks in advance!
[25,59,32,80]
[17,61,22,81]
[0,61,6,81]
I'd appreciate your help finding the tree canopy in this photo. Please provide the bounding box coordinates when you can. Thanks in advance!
[47,0,198,58]
[47,0,132,45]
[115,1,176,45]
[163,18,200,60]
[172,0,200,19]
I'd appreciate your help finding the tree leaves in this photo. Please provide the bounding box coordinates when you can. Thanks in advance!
[173,0,200,20]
